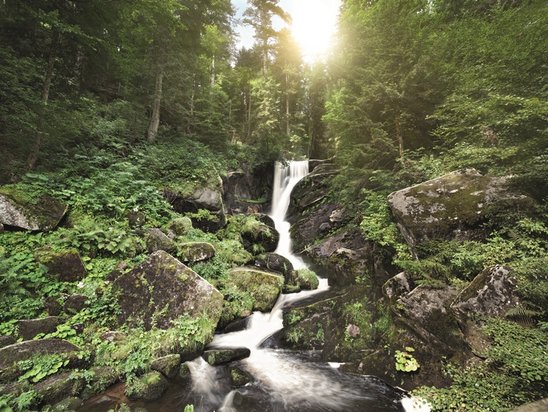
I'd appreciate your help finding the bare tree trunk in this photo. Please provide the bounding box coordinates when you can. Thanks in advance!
[395,113,404,164]
[210,55,216,87]
[285,73,290,137]
[147,70,164,142]
[247,90,252,141]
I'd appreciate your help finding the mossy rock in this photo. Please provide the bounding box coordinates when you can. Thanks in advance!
[202,348,251,366]
[125,371,168,401]
[228,267,284,312]
[0,187,67,231]
[34,371,85,406]
[18,316,60,340]
[229,366,253,387]
[167,217,193,236]
[294,268,319,290]
[37,249,87,282]
[144,228,176,254]
[177,242,215,264]
[150,354,181,379]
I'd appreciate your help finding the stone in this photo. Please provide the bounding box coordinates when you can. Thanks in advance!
[49,396,84,412]
[35,372,85,406]
[229,366,253,387]
[82,366,120,397]
[241,215,279,254]
[18,316,60,340]
[177,242,215,263]
[319,222,331,232]
[113,251,224,330]
[45,296,63,316]
[346,324,360,338]
[100,331,126,343]
[144,228,176,254]
[39,250,86,282]
[451,265,519,320]
[251,253,294,281]
[222,163,273,214]
[383,272,414,302]
[64,294,87,314]
[293,269,319,290]
[228,267,284,312]
[0,339,80,383]
[202,348,251,366]
[127,210,146,228]
[179,362,191,380]
[511,398,548,412]
[0,223,3,232]
[167,217,193,236]
[0,188,68,231]
[125,371,168,401]
[150,354,181,379]
[0,336,15,349]
[387,169,533,252]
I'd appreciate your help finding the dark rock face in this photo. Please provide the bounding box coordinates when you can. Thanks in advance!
[382,272,414,302]
[177,242,215,263]
[35,371,85,406]
[388,169,533,252]
[64,294,87,314]
[223,163,274,214]
[18,316,60,340]
[151,354,181,379]
[40,250,87,282]
[229,366,253,387]
[0,189,68,231]
[125,371,168,401]
[112,251,223,330]
[145,228,176,254]
[202,348,251,366]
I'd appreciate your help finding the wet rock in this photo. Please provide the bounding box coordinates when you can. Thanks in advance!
[64,294,87,314]
[293,268,319,290]
[251,253,294,281]
[451,265,519,320]
[38,250,86,282]
[0,188,68,231]
[145,228,176,254]
[151,354,181,379]
[241,215,279,254]
[229,366,253,387]
[222,317,250,334]
[383,272,414,302]
[127,210,146,228]
[177,242,215,263]
[0,223,3,232]
[291,203,341,251]
[125,371,168,401]
[228,267,284,312]
[388,169,533,252]
[34,371,85,406]
[0,336,15,349]
[167,217,193,236]
[203,348,251,366]
[179,362,191,381]
[18,316,60,340]
[113,251,224,330]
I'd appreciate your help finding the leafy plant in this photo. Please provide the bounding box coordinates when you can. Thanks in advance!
[395,347,420,373]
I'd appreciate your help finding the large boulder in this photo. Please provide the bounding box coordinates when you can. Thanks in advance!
[223,163,273,214]
[150,354,181,379]
[241,214,279,254]
[38,250,87,282]
[0,188,67,231]
[388,169,532,252]
[202,348,251,366]
[125,371,168,401]
[34,371,85,406]
[145,228,176,254]
[251,253,294,282]
[112,251,224,329]
[18,316,60,340]
[228,267,284,312]
[177,242,215,263]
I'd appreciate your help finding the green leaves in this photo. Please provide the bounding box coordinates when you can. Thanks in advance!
[395,347,420,373]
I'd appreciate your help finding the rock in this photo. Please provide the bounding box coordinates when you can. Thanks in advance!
[319,222,331,232]
[228,267,284,312]
[177,242,215,263]
[64,294,87,314]
[241,215,279,254]
[179,362,191,381]
[150,354,181,379]
[203,348,251,366]
[144,228,176,254]
[35,371,85,406]
[0,188,68,231]
[293,269,319,290]
[18,316,60,340]
[251,253,294,281]
[396,286,464,351]
[167,217,193,236]
[511,398,548,412]
[45,296,63,316]
[49,396,83,412]
[127,210,146,228]
[0,336,15,349]
[291,203,341,251]
[451,265,519,320]
[0,339,81,383]
[383,272,414,302]
[388,169,533,252]
[0,223,3,232]
[125,371,168,401]
[38,250,86,282]
[222,163,273,214]
[100,331,126,343]
[113,251,224,330]
[229,366,253,387]
[82,366,120,397]
[346,324,360,338]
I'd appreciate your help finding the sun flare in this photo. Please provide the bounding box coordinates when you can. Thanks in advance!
[289,0,340,63]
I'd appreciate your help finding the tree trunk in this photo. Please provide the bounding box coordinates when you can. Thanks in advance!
[246,90,252,141]
[285,73,290,137]
[395,113,404,164]
[147,70,164,142]
[211,55,216,87]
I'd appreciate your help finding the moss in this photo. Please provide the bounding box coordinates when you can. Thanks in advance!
[228,268,283,312]
[294,269,319,290]
[125,371,168,401]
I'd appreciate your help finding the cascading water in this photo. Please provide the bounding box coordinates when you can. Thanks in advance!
[186,160,429,412]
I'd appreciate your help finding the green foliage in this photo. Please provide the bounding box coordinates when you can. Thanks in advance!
[395,347,420,372]
[0,390,40,412]
[17,354,69,383]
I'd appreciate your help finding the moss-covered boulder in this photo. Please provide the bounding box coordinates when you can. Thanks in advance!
[64,294,87,314]
[0,336,15,349]
[37,249,86,282]
[202,348,251,366]
[177,242,215,263]
[150,354,181,379]
[293,268,319,290]
[252,253,294,281]
[0,188,67,231]
[241,214,279,254]
[35,371,85,406]
[167,217,193,236]
[144,228,176,254]
[125,371,168,401]
[228,267,284,312]
[112,251,224,329]
[18,316,60,340]
[229,366,253,387]
[388,169,532,252]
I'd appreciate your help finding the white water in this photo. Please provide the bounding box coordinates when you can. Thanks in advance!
[187,160,428,412]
